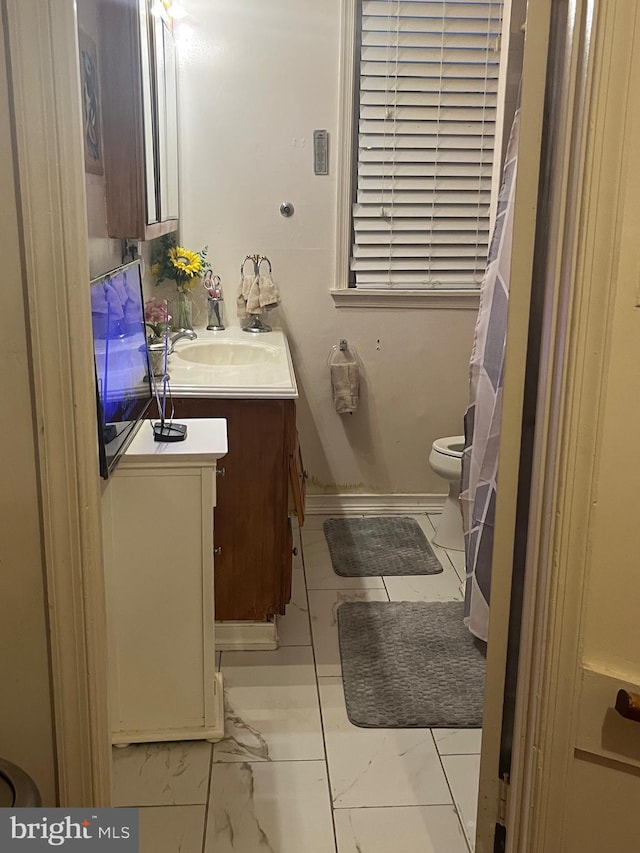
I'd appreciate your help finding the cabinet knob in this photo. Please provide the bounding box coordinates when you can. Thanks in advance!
[216,467,226,477]
[214,546,223,556]
[302,470,308,480]
[292,547,298,556]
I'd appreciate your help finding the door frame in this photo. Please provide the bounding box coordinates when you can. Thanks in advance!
[3,0,111,805]
[506,2,640,850]
[479,0,639,850]
[474,0,554,848]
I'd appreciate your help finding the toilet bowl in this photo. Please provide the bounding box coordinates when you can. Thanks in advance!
[0,758,41,806]
[429,435,465,551]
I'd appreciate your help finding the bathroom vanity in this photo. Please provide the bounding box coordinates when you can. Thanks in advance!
[169,329,305,637]
[101,419,228,744]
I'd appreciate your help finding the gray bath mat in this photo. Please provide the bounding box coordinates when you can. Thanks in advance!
[323,516,443,577]
[338,601,485,727]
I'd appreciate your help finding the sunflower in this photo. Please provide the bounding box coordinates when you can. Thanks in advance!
[151,236,210,292]
[168,246,202,278]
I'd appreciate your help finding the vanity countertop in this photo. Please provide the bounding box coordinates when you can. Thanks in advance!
[121,418,228,465]
[165,326,298,400]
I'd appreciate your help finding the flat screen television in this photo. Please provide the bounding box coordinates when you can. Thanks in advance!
[90,259,154,478]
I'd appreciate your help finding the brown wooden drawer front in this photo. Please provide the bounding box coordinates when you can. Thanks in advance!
[174,397,295,620]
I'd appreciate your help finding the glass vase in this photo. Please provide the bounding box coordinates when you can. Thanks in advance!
[173,290,194,332]
[147,341,168,379]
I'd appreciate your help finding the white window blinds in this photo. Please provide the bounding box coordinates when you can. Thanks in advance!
[351,0,503,289]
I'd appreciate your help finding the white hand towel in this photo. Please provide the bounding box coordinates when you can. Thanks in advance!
[258,273,281,310]
[236,277,248,319]
[246,277,264,315]
[331,362,359,414]
[241,273,255,300]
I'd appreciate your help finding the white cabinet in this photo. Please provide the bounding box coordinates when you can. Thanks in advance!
[101,419,227,744]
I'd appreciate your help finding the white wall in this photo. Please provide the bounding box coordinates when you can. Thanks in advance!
[180,0,479,495]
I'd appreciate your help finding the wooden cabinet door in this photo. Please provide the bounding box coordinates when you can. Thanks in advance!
[174,397,293,620]
[276,517,294,617]
[288,432,307,528]
[214,400,288,620]
[98,0,179,239]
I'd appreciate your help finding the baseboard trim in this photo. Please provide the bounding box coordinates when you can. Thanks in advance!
[305,493,446,516]
[215,620,278,651]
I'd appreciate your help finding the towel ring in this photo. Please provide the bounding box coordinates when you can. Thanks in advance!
[241,254,271,275]
[240,255,256,276]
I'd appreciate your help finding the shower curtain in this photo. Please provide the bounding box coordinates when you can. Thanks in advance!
[460,108,520,642]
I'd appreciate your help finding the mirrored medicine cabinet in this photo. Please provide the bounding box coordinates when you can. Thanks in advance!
[99,0,179,240]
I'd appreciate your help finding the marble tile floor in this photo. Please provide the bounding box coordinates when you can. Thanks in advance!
[112,514,482,853]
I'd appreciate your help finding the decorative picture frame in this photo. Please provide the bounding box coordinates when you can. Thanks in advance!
[78,28,104,176]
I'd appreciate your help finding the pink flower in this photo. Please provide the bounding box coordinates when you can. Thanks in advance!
[144,298,171,340]
[145,297,170,324]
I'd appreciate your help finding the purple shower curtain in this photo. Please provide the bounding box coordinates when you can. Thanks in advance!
[460,109,520,642]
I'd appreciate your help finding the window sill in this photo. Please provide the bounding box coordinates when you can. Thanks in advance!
[330,289,481,309]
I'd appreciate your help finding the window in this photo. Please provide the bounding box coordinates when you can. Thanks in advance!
[336,0,503,298]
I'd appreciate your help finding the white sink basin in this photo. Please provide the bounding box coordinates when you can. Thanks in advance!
[175,340,280,367]
[167,328,298,399]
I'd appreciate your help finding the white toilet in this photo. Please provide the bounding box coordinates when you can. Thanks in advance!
[429,435,465,551]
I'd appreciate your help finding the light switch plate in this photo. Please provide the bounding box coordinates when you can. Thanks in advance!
[313,129,329,175]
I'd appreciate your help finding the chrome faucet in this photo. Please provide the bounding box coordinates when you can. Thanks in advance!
[169,329,197,352]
